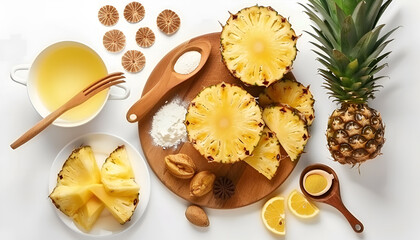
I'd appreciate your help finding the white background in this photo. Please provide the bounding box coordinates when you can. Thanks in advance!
[1,0,419,239]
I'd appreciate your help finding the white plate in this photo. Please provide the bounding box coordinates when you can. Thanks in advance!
[48,133,151,237]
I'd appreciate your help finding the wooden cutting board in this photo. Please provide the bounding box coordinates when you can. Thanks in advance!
[137,32,298,209]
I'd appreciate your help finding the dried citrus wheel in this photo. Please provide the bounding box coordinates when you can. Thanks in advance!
[287,189,319,218]
[136,27,155,48]
[122,50,146,73]
[103,29,126,53]
[156,9,181,35]
[261,196,286,235]
[98,5,119,26]
[124,2,145,23]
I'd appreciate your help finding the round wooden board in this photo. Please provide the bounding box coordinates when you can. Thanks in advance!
[138,32,298,209]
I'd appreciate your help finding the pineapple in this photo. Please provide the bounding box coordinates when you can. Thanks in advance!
[303,0,395,165]
[263,104,309,162]
[259,79,315,126]
[73,197,105,232]
[89,184,139,224]
[101,145,140,196]
[220,6,298,86]
[49,186,94,217]
[185,82,264,163]
[244,127,281,180]
[49,146,101,217]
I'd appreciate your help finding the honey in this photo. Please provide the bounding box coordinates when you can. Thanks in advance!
[303,169,334,196]
[33,42,108,122]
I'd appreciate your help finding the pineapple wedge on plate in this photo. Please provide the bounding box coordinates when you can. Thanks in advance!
[244,127,281,180]
[221,6,298,86]
[259,79,315,126]
[263,104,309,162]
[101,145,140,196]
[89,184,139,225]
[185,82,264,163]
[49,146,101,217]
[73,196,105,232]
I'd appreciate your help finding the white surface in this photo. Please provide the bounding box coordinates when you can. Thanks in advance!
[0,0,418,239]
[48,133,150,237]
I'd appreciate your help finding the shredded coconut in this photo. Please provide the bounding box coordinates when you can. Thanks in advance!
[173,51,201,74]
[150,98,188,149]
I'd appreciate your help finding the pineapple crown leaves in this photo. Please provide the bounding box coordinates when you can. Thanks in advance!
[301,0,397,104]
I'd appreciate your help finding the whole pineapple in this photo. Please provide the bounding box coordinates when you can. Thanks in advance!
[303,0,396,165]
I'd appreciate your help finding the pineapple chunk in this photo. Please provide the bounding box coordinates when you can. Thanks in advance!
[101,146,140,196]
[244,127,281,180]
[259,79,315,126]
[263,104,309,162]
[49,146,101,217]
[73,196,104,232]
[56,146,101,186]
[49,185,93,217]
[221,6,297,86]
[185,82,264,163]
[89,184,139,224]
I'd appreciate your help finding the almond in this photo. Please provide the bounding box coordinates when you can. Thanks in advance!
[185,205,209,227]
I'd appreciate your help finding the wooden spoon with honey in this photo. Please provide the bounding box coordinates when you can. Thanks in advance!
[299,164,364,233]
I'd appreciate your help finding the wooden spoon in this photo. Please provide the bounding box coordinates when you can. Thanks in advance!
[299,164,364,233]
[126,40,212,123]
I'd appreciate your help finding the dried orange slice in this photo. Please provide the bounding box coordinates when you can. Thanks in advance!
[124,2,145,23]
[122,50,146,73]
[157,9,181,35]
[261,196,286,235]
[136,27,155,48]
[103,30,126,53]
[98,5,119,26]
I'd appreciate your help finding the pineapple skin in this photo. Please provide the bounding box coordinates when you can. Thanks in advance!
[327,104,384,165]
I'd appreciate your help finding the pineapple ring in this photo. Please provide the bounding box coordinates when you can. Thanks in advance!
[221,6,298,86]
[185,82,264,163]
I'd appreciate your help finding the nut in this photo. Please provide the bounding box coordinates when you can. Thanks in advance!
[164,154,196,179]
[185,205,209,227]
[190,171,216,197]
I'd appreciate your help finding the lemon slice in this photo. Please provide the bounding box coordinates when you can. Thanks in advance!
[261,196,286,235]
[288,189,319,218]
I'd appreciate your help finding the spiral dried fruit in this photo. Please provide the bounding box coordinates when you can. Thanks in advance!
[190,171,216,197]
[98,5,119,26]
[156,9,181,35]
[103,29,126,53]
[122,50,146,73]
[164,154,196,179]
[136,27,155,48]
[124,2,145,23]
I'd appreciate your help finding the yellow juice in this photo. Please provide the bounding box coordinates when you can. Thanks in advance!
[34,42,108,122]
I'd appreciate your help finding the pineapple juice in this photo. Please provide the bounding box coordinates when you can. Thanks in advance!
[34,42,108,122]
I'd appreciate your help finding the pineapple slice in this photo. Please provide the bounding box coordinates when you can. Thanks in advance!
[49,185,93,217]
[263,104,309,162]
[259,79,315,126]
[56,146,101,186]
[244,127,281,180]
[89,184,139,224]
[49,146,101,217]
[221,6,297,86]
[73,196,105,232]
[101,145,140,196]
[185,82,264,163]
